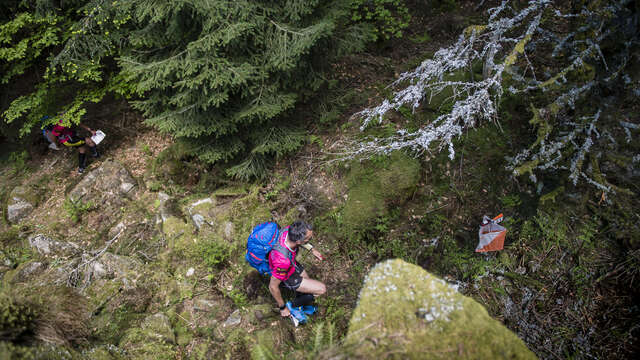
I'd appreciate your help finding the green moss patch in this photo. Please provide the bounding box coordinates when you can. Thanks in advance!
[227,186,273,240]
[343,151,421,232]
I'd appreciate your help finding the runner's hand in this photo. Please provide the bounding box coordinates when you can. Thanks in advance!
[311,248,324,261]
[280,307,290,317]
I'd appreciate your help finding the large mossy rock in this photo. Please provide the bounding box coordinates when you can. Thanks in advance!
[185,186,271,242]
[156,187,272,268]
[7,185,41,224]
[69,159,137,202]
[345,259,536,359]
[28,234,79,257]
[185,196,235,241]
[68,159,138,233]
[87,265,187,345]
[5,261,47,283]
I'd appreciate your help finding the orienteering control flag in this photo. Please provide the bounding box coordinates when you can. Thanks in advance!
[476,214,507,252]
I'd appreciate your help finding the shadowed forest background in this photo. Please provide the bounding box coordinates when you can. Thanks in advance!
[1,0,639,359]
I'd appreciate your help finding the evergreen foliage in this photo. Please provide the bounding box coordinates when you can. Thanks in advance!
[1,0,376,179]
[117,0,371,178]
[0,0,124,139]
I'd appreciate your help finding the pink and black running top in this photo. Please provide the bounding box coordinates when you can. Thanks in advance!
[268,227,297,281]
[50,119,75,144]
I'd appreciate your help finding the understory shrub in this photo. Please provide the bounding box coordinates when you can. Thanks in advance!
[350,0,411,41]
[0,288,38,343]
[198,239,233,268]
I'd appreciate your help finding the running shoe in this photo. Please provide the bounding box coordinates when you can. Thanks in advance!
[301,305,317,315]
[286,301,307,325]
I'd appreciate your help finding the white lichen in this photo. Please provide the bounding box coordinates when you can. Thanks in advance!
[336,0,636,193]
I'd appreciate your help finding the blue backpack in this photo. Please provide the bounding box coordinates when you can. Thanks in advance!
[246,222,282,275]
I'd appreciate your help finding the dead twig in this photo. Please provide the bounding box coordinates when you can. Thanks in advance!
[67,228,124,288]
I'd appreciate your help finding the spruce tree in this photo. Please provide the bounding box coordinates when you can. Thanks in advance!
[117,0,370,179]
[2,0,373,179]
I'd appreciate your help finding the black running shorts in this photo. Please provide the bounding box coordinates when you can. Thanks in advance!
[63,133,85,147]
[281,262,305,291]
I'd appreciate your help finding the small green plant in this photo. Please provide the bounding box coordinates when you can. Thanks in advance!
[317,296,350,334]
[436,0,458,12]
[63,198,94,223]
[148,181,162,192]
[226,288,248,309]
[350,0,411,41]
[373,214,390,233]
[307,135,323,147]
[307,322,336,355]
[140,143,152,156]
[419,212,448,235]
[198,240,231,268]
[8,150,29,175]
[0,245,34,268]
[264,176,291,201]
[397,104,414,120]
[0,225,20,246]
[500,194,522,208]
[409,31,431,44]
[534,211,568,249]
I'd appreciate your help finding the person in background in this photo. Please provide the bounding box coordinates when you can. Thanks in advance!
[41,116,60,151]
[268,220,326,325]
[51,117,99,174]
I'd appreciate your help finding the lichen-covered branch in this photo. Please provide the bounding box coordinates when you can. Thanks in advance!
[344,0,639,192]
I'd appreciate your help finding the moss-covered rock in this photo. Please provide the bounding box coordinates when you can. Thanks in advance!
[162,216,196,250]
[119,313,177,360]
[8,261,47,283]
[66,160,138,235]
[142,313,175,344]
[250,325,293,360]
[186,197,215,230]
[28,234,79,257]
[247,303,278,325]
[144,269,183,312]
[230,187,272,230]
[119,331,176,360]
[82,345,126,360]
[186,340,215,360]
[7,185,41,224]
[90,306,145,345]
[0,342,85,360]
[183,196,237,242]
[345,259,536,359]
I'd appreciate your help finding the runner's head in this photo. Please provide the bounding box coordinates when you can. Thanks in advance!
[289,220,313,244]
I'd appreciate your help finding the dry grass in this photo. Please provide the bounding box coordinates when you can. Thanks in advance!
[1,284,90,347]
[33,286,90,346]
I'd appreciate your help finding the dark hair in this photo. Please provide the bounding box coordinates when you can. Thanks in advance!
[289,220,312,242]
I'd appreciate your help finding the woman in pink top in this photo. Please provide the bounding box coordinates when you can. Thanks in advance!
[268,220,326,321]
[50,117,100,174]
